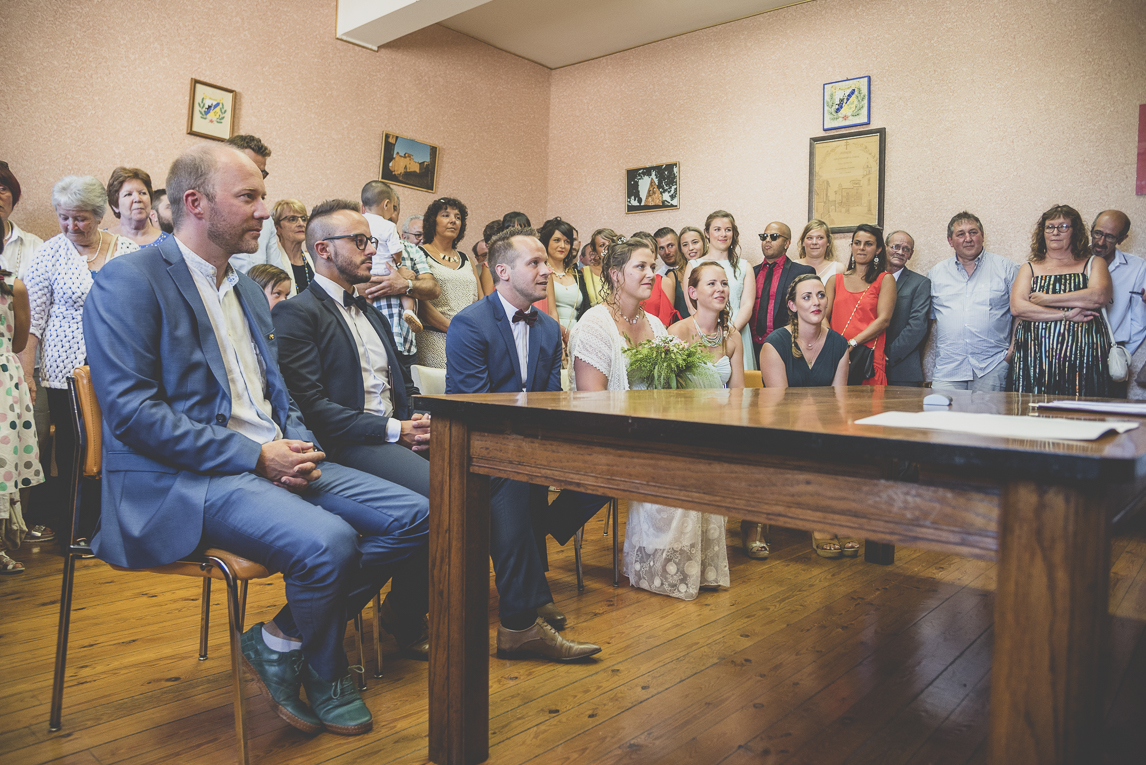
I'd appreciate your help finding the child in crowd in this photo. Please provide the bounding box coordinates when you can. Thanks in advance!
[248,264,293,309]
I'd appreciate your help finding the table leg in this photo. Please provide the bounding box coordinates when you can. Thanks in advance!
[429,415,490,765]
[864,541,895,565]
[990,481,1110,764]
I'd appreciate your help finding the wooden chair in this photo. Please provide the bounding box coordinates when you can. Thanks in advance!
[48,368,376,763]
[744,370,763,388]
[573,498,620,590]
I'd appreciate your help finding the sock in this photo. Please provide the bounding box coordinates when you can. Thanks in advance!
[500,609,538,631]
[262,626,302,653]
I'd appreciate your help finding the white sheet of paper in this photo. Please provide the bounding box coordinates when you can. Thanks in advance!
[855,411,1139,441]
[1034,400,1146,417]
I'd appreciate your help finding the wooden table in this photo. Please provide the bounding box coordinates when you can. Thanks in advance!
[420,386,1146,765]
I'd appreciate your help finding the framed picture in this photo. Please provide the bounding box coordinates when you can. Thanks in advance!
[380,132,439,193]
[626,162,679,214]
[186,79,235,141]
[823,76,871,131]
[809,128,885,234]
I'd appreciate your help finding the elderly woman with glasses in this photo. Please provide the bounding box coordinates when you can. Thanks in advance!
[1009,204,1112,397]
[271,199,314,295]
[20,175,138,542]
[415,197,480,369]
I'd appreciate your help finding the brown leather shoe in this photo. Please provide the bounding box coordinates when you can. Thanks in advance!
[377,595,429,661]
[496,618,601,662]
[536,602,567,631]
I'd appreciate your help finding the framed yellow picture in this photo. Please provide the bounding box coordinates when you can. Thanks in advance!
[186,79,235,142]
[809,128,885,233]
[380,132,439,193]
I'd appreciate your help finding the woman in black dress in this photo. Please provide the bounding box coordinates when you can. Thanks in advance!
[759,273,852,559]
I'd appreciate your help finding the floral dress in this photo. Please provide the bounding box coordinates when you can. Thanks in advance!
[569,304,730,600]
[0,274,44,549]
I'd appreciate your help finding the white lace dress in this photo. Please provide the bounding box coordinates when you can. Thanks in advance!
[569,305,730,600]
[416,249,479,369]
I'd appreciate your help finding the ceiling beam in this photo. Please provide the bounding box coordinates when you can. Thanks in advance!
[336,0,492,51]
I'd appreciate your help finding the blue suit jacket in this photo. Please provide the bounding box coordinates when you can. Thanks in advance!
[445,292,562,394]
[83,236,315,569]
[271,279,414,447]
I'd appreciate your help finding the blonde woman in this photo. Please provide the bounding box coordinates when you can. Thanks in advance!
[796,219,841,280]
[270,199,314,294]
[682,211,756,370]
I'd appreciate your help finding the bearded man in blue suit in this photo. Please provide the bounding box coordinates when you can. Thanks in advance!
[446,227,605,662]
[82,143,428,737]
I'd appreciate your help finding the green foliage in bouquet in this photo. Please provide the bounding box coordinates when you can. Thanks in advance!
[622,335,717,390]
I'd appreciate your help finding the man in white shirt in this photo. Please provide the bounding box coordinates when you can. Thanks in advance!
[1093,211,1145,397]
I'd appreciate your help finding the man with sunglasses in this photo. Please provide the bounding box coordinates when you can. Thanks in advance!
[1091,211,1142,397]
[749,222,815,362]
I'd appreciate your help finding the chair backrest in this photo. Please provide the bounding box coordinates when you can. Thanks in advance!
[412,364,446,396]
[70,366,102,478]
[744,370,763,389]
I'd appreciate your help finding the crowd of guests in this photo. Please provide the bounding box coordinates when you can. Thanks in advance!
[0,135,1140,737]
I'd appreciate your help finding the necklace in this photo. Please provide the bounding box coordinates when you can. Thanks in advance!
[426,244,459,264]
[803,325,823,350]
[693,317,723,347]
[83,230,105,264]
[613,303,644,325]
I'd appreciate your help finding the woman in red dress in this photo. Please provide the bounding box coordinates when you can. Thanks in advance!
[825,224,897,386]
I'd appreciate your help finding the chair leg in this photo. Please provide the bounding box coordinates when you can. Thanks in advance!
[206,555,249,765]
[199,578,212,660]
[612,498,620,587]
[373,593,384,679]
[603,500,611,536]
[48,550,78,732]
[238,581,249,632]
[574,527,584,592]
[352,611,367,691]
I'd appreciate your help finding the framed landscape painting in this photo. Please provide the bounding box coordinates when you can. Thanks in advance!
[186,79,235,141]
[380,132,439,193]
[626,162,679,214]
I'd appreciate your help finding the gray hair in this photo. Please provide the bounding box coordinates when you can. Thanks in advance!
[166,143,237,228]
[51,175,107,219]
[402,214,423,234]
[886,230,915,247]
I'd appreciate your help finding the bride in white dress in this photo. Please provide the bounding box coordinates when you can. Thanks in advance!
[569,241,732,601]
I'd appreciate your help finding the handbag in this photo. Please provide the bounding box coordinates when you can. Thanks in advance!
[841,281,876,385]
[1086,257,1130,382]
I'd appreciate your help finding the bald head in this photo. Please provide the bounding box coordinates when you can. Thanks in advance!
[1092,210,1131,261]
[760,221,792,261]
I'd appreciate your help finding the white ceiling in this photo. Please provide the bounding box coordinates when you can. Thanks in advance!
[337,0,813,69]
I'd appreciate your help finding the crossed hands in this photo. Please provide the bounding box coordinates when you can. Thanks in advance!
[257,440,325,492]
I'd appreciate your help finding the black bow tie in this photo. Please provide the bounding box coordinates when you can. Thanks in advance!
[512,309,538,326]
[343,291,370,312]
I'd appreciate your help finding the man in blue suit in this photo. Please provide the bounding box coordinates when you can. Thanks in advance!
[446,227,605,662]
[83,144,428,736]
[272,199,431,657]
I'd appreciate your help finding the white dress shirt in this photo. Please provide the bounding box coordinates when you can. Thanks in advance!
[177,238,281,445]
[1105,249,1146,352]
[313,273,402,442]
[1,221,43,278]
[497,291,532,389]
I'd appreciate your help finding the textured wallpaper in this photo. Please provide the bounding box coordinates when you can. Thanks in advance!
[0,0,551,244]
[546,0,1146,272]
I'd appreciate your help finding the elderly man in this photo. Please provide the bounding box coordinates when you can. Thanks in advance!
[359,181,440,383]
[1092,211,1142,397]
[927,212,1018,391]
[401,214,423,245]
[883,230,932,386]
[83,143,429,736]
[446,227,606,662]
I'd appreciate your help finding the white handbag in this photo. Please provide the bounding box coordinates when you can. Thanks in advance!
[1088,257,1130,382]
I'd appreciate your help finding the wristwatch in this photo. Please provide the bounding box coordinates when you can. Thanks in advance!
[405,279,414,295]
[848,338,858,348]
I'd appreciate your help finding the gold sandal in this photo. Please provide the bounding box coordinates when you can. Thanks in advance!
[839,537,861,557]
[812,534,842,559]
[741,521,770,560]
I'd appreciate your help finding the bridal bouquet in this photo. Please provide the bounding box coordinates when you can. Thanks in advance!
[623,335,720,390]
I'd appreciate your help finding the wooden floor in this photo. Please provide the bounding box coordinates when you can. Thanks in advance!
[4,508,1146,765]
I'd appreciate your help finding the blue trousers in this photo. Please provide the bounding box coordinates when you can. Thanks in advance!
[200,461,428,680]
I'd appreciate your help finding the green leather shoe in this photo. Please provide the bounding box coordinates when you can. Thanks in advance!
[303,664,374,735]
[240,623,322,733]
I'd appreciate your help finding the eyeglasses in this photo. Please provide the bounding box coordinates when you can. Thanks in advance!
[1091,230,1120,242]
[280,215,308,225]
[758,233,787,242]
[259,169,269,180]
[322,234,379,250]
[888,244,914,254]
[1044,223,1072,233]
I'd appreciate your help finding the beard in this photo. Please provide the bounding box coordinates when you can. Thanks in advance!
[207,214,259,255]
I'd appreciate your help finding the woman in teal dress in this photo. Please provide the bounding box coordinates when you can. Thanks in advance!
[1009,204,1112,397]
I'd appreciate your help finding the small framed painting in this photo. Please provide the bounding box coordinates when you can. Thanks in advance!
[823,76,871,131]
[186,79,235,141]
[626,162,679,214]
[380,132,439,193]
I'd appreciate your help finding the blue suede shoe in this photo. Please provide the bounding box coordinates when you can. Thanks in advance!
[240,623,323,733]
[302,664,374,735]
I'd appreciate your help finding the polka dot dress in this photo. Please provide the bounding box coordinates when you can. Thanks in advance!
[0,275,43,497]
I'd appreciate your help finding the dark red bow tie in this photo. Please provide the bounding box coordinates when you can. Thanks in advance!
[512,309,538,326]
